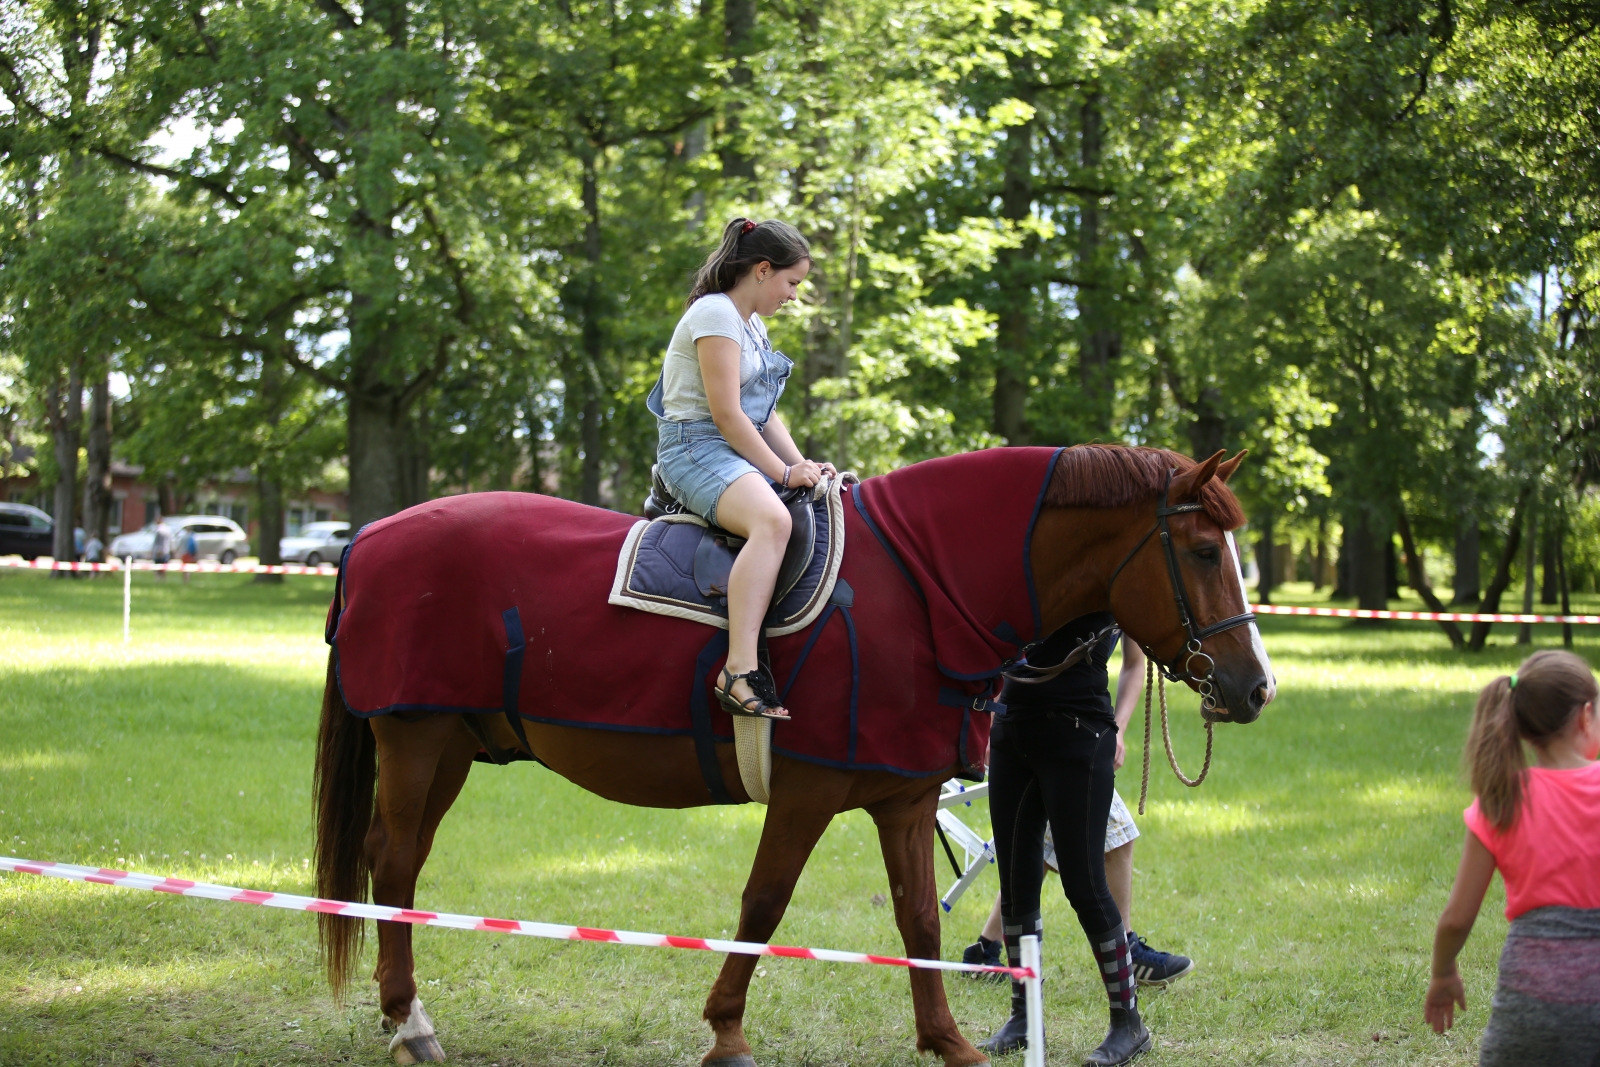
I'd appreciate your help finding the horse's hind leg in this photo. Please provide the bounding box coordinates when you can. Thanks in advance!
[367,714,480,1064]
[867,786,989,1067]
[701,762,852,1067]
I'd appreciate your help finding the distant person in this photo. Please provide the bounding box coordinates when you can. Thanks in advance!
[151,519,173,581]
[1425,650,1600,1065]
[83,533,104,578]
[71,526,86,578]
[180,528,198,584]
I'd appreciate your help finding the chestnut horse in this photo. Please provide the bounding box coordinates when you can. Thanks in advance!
[312,444,1274,1066]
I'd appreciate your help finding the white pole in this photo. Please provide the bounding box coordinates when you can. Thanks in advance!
[123,557,132,644]
[1021,933,1044,1067]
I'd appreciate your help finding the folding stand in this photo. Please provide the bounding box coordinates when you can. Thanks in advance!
[935,779,994,912]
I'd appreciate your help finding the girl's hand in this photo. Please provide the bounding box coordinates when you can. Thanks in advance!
[1423,972,1466,1033]
[782,460,824,489]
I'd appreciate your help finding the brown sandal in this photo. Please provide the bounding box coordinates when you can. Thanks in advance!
[715,666,791,720]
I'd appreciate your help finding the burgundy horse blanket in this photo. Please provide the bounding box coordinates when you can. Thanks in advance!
[328,447,1063,795]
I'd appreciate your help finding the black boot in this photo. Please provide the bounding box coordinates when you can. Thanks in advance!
[979,911,1041,1056]
[1081,1005,1152,1066]
[959,935,1006,982]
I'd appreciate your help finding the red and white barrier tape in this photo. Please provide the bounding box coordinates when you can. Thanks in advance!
[0,557,336,576]
[1250,604,1600,625]
[11,555,1589,624]
[0,856,1033,980]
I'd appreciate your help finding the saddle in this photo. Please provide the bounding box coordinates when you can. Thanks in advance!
[610,465,849,638]
[641,465,817,605]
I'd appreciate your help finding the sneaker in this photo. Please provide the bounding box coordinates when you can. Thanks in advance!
[1127,931,1193,988]
[959,936,1007,981]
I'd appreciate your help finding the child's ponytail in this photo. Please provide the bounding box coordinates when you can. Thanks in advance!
[1466,650,1599,830]
[1466,675,1525,830]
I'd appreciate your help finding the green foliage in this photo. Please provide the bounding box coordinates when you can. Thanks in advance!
[1,0,1596,597]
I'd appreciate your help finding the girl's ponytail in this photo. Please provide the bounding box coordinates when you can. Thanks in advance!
[1466,649,1599,830]
[687,217,811,307]
[1466,675,1525,830]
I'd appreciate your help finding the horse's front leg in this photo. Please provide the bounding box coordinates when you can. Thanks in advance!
[867,785,989,1067]
[702,760,853,1067]
[367,714,480,1064]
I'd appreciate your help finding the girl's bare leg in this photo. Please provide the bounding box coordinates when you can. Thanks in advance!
[1106,840,1134,932]
[711,472,793,709]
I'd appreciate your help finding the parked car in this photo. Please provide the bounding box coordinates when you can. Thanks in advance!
[279,521,351,567]
[110,515,251,563]
[0,503,54,559]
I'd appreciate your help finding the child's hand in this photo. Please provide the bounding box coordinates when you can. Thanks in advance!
[1424,971,1466,1033]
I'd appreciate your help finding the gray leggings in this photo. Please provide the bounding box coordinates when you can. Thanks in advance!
[1479,907,1600,1067]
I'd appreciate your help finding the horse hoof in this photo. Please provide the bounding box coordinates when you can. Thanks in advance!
[388,996,444,1063]
[704,1057,756,1067]
[390,1034,446,1063]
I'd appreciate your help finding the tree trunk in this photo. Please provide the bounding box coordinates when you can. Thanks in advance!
[253,473,285,584]
[1557,518,1573,648]
[1540,521,1559,604]
[720,0,757,182]
[577,155,607,505]
[1518,502,1537,644]
[1313,515,1328,591]
[1348,507,1389,614]
[82,374,113,547]
[1451,517,1480,604]
[44,367,84,563]
[346,393,414,529]
[1385,535,1401,599]
[1185,386,1227,464]
[1254,512,1275,605]
[992,90,1034,445]
[1076,89,1116,435]
[1396,505,1464,649]
[1468,484,1533,652]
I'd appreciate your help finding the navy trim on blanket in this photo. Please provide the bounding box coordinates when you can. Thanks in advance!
[689,630,736,804]
[851,484,922,601]
[842,604,861,764]
[325,521,375,646]
[1023,446,1065,640]
[500,608,534,757]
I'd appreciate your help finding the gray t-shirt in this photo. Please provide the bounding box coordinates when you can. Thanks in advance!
[658,293,768,422]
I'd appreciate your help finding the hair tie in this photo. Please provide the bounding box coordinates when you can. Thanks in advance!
[740,220,756,235]
[1509,673,1519,690]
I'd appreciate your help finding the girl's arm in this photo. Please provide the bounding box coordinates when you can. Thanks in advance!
[759,412,833,486]
[1424,830,1496,1034]
[1111,642,1145,770]
[698,336,788,482]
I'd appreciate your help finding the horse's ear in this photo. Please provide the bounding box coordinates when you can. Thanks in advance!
[1170,450,1226,502]
[1216,450,1248,484]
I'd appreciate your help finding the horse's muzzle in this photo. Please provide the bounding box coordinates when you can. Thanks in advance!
[1207,669,1271,725]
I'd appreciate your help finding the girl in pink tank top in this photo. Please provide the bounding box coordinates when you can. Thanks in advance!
[1424,649,1600,1066]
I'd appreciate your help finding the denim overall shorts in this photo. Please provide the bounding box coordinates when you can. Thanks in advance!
[648,320,794,527]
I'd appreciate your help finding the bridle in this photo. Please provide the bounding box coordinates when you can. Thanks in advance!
[1103,468,1256,718]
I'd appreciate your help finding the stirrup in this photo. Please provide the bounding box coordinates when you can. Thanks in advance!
[715,666,790,720]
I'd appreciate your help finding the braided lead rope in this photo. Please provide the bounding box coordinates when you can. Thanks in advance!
[1137,656,1214,816]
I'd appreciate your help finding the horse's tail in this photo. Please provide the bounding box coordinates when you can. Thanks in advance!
[313,650,375,998]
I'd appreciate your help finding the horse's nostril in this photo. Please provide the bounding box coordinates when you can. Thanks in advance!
[1251,683,1269,710]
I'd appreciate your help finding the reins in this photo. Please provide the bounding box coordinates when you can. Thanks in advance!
[1137,656,1213,815]
[1109,467,1244,813]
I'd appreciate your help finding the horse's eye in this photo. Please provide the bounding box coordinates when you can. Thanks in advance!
[1194,547,1219,564]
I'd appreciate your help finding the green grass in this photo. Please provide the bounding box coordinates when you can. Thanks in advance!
[2,570,1597,1066]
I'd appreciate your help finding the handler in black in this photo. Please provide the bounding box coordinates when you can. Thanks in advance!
[982,611,1151,1065]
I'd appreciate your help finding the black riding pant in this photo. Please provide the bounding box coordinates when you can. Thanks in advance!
[988,708,1122,938]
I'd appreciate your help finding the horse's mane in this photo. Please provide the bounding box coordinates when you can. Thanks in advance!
[1043,444,1247,530]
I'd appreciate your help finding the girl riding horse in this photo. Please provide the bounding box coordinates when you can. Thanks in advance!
[648,217,835,721]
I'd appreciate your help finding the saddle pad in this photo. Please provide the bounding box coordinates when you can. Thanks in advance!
[608,475,847,636]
